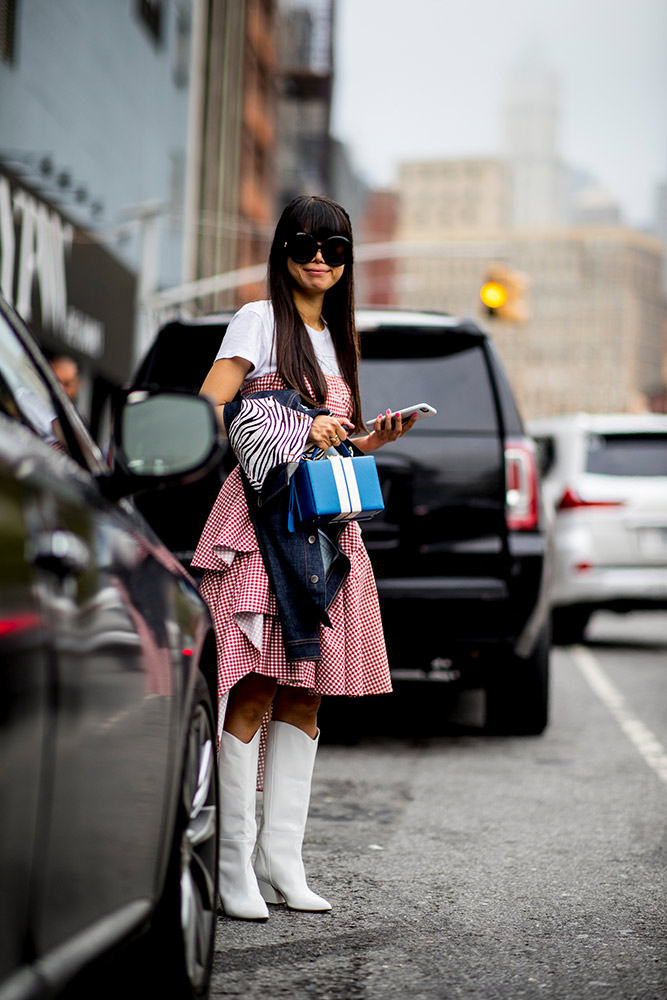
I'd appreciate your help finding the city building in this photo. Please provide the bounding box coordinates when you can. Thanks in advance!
[0,0,370,416]
[358,190,398,306]
[328,137,368,240]
[393,220,666,418]
[656,179,667,298]
[397,158,510,235]
[391,51,666,421]
[501,56,568,228]
[185,0,278,311]
[174,0,367,319]
[275,0,334,206]
[570,184,622,227]
[0,0,192,429]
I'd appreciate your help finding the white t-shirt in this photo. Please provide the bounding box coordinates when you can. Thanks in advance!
[215,300,341,383]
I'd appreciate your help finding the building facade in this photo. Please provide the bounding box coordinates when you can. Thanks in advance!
[177,0,367,317]
[393,223,666,418]
[0,0,192,288]
[358,190,399,306]
[0,0,194,422]
[656,179,667,300]
[185,0,278,311]
[397,158,510,235]
[275,0,334,206]
[501,58,568,228]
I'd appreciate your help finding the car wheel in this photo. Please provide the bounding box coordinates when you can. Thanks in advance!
[485,623,550,736]
[139,672,219,998]
[551,606,591,645]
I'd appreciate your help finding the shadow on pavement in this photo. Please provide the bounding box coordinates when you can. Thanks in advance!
[584,636,667,653]
[318,681,486,744]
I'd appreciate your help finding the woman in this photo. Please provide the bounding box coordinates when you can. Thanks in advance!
[194,195,415,921]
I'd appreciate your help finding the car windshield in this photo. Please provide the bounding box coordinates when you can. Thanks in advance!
[359,341,498,433]
[585,433,667,476]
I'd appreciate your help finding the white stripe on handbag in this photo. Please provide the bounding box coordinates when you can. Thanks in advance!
[329,456,363,520]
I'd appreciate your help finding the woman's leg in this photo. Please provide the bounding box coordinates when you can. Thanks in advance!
[272,685,321,738]
[254,688,330,911]
[223,671,278,742]
[217,672,277,920]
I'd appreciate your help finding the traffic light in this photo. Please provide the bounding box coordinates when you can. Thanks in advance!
[480,264,529,321]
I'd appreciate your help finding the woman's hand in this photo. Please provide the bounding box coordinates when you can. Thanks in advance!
[353,410,418,453]
[308,415,354,451]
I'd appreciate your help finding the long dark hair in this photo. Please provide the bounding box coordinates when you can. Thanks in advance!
[268,195,365,432]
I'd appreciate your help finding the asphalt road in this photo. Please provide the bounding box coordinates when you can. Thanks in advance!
[210,612,667,1000]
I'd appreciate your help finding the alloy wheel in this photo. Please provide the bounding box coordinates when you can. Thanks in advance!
[180,703,218,991]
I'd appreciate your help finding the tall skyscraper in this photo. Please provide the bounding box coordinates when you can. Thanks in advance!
[656,179,667,298]
[501,56,567,227]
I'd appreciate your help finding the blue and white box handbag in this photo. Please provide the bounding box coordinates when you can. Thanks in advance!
[288,443,384,530]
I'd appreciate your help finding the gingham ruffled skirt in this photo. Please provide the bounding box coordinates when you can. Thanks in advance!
[191,373,392,701]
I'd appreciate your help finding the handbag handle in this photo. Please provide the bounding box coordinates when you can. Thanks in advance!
[308,441,353,462]
[288,441,354,532]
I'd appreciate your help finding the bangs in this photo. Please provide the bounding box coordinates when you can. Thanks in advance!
[287,196,352,242]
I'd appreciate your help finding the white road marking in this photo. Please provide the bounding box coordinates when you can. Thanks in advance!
[572,645,667,786]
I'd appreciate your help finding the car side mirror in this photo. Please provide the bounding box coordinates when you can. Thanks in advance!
[100,390,223,500]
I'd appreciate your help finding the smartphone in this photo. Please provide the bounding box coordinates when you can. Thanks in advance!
[392,403,437,422]
[371,402,437,428]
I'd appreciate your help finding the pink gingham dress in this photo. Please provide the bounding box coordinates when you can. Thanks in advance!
[192,372,392,701]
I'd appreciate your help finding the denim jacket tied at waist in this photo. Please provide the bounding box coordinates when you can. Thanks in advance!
[223,388,354,662]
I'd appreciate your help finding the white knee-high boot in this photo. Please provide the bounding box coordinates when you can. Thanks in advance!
[254,721,331,912]
[217,729,269,920]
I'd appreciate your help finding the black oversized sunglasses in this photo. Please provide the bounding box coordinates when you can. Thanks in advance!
[283,232,351,267]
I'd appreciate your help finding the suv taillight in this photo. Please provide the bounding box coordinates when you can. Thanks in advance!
[505,439,539,531]
[557,487,623,511]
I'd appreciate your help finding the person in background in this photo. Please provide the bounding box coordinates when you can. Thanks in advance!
[50,354,80,403]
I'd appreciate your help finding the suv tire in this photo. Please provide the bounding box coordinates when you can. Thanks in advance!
[552,606,591,646]
[485,623,550,736]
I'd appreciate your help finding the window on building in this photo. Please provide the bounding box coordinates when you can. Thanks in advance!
[0,0,17,64]
[168,150,185,233]
[173,6,190,87]
[137,0,162,43]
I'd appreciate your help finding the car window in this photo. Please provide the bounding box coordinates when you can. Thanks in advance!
[0,313,65,442]
[0,310,103,472]
[533,435,556,476]
[359,342,498,433]
[585,433,667,476]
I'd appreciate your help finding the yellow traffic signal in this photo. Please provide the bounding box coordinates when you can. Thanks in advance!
[480,281,508,311]
[480,265,529,322]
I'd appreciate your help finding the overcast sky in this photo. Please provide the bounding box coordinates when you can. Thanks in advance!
[330,0,667,228]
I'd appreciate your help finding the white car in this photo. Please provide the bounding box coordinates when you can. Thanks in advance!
[527,413,667,644]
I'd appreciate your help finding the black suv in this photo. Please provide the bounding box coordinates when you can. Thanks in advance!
[132,308,551,735]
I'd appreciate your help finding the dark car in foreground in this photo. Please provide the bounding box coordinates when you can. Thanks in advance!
[0,296,221,1000]
[130,307,550,736]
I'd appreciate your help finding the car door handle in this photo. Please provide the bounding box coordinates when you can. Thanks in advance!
[29,530,91,577]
